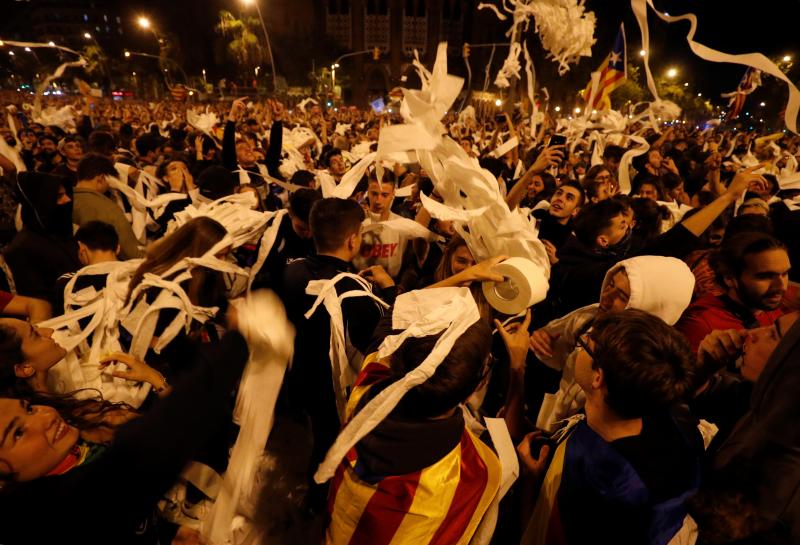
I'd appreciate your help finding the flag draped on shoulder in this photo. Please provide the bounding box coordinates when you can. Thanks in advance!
[582,24,627,111]
[325,354,502,545]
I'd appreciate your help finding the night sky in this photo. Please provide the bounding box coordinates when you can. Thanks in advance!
[3,0,799,106]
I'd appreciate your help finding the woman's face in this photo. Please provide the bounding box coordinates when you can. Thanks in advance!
[163,161,192,193]
[450,245,476,276]
[527,175,545,197]
[0,319,65,374]
[0,399,79,481]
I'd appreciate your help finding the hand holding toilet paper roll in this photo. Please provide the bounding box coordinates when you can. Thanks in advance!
[482,257,549,315]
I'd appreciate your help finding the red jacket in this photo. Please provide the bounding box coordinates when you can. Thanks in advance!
[676,294,785,351]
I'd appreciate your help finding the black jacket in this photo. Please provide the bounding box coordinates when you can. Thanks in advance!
[543,223,698,322]
[0,331,248,545]
[251,213,314,297]
[4,171,80,304]
[281,254,396,468]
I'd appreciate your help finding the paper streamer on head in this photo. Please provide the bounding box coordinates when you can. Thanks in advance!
[121,235,246,360]
[110,165,189,242]
[167,192,270,249]
[40,261,154,407]
[631,0,800,133]
[305,273,391,420]
[373,43,551,290]
[314,287,480,483]
[202,290,294,545]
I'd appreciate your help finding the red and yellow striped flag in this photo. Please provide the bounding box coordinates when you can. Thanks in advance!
[582,24,627,111]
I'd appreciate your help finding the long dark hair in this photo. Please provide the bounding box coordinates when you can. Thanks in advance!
[433,236,494,324]
[125,216,228,307]
[0,390,134,483]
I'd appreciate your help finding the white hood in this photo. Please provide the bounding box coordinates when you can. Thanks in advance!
[602,255,695,326]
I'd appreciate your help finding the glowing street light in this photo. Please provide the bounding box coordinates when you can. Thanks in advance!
[683,82,689,87]
[494,98,503,107]
[760,102,766,107]
[137,16,151,30]
[24,47,31,52]
[8,51,14,56]
[239,0,278,92]
[574,107,581,114]
[697,93,702,97]
[48,41,55,47]
[666,67,678,79]
[124,50,131,58]
[0,40,4,47]
[783,55,792,62]
[83,32,91,39]
[639,49,646,57]
[554,106,561,112]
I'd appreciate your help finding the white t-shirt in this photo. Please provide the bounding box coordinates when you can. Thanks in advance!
[353,211,410,278]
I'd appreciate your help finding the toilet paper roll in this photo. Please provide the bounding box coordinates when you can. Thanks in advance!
[482,257,549,315]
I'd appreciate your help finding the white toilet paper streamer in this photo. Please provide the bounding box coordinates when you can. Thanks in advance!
[482,257,548,315]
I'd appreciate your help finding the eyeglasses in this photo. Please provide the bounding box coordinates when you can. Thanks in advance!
[575,333,596,360]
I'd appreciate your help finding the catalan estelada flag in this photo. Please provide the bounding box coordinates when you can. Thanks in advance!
[521,416,700,545]
[582,24,627,111]
[326,354,502,545]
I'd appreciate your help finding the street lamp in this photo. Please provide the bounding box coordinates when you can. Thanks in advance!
[331,63,339,99]
[554,106,561,112]
[666,67,678,79]
[783,55,792,62]
[138,16,151,30]
[639,49,646,57]
[495,98,503,107]
[124,50,131,58]
[760,102,766,107]
[48,41,55,47]
[574,107,581,114]
[239,0,278,93]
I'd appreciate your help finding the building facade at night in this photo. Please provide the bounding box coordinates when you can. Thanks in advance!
[318,0,501,105]
[2,0,124,50]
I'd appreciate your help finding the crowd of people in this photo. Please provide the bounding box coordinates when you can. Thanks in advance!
[0,80,798,545]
